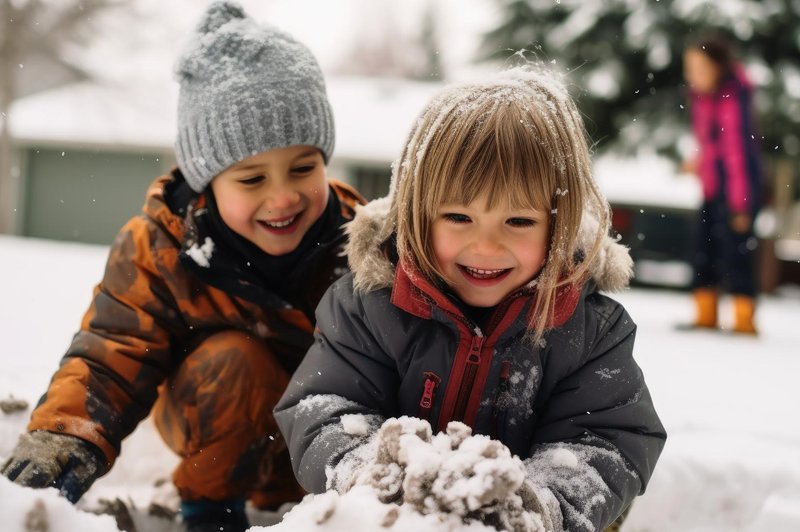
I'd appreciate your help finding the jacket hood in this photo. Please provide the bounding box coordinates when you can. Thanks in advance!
[344,195,634,294]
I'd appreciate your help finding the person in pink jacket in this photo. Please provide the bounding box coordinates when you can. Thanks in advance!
[682,34,763,334]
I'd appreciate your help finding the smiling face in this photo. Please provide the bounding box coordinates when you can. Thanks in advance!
[210,145,329,256]
[432,191,550,307]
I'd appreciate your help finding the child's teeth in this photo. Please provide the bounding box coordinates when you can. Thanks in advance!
[466,267,505,279]
[265,216,295,228]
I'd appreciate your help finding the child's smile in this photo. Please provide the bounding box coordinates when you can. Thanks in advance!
[432,191,550,308]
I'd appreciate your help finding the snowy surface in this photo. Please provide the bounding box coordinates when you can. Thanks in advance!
[1,234,799,531]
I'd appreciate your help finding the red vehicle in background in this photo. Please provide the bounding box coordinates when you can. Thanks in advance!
[595,154,800,292]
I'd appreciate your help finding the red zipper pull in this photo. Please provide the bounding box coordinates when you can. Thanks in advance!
[419,372,441,420]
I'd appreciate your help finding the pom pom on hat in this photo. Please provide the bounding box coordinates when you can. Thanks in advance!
[196,0,245,34]
[174,1,334,192]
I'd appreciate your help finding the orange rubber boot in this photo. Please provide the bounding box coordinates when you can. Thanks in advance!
[693,288,718,328]
[732,296,758,335]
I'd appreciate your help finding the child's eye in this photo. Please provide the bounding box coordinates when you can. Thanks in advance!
[443,213,471,224]
[291,164,316,175]
[239,175,265,185]
[507,217,536,227]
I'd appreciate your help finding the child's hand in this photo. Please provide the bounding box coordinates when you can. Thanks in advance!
[730,213,752,233]
[679,158,698,175]
[2,431,107,503]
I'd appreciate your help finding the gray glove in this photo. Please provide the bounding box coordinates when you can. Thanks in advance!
[518,481,559,531]
[2,431,108,503]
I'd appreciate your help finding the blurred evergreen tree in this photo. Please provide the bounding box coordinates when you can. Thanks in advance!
[479,0,800,166]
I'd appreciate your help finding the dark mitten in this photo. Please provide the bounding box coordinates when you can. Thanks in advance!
[2,430,108,503]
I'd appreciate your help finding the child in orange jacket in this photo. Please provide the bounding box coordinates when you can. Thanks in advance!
[2,3,363,531]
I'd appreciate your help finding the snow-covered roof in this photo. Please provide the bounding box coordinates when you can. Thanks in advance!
[594,153,702,210]
[9,75,443,164]
[9,80,176,151]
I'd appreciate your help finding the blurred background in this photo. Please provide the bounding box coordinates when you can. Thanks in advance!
[1,0,799,292]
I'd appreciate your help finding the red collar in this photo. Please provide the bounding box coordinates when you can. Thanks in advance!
[390,260,581,329]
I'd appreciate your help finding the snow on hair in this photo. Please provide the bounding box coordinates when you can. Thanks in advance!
[392,66,611,342]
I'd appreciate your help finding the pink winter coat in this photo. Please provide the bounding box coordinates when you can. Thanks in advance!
[690,65,762,214]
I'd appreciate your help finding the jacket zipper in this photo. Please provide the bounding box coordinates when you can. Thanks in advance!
[419,372,441,421]
[452,334,485,422]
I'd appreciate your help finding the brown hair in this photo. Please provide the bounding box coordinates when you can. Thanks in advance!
[392,67,610,342]
[685,33,735,79]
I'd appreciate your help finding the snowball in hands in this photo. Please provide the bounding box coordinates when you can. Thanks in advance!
[288,417,550,532]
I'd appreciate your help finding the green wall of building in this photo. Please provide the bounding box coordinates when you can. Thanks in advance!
[22,147,170,245]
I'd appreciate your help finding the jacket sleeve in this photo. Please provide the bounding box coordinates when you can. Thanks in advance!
[274,275,396,493]
[524,297,666,532]
[718,83,757,214]
[27,216,186,464]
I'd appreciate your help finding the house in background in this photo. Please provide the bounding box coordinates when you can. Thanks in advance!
[8,75,442,246]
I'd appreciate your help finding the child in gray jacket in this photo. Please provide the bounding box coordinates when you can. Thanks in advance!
[275,67,666,531]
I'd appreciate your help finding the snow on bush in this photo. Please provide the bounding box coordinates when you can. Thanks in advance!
[262,417,546,532]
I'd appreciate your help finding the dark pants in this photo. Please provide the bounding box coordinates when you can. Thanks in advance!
[691,197,758,297]
[153,330,305,507]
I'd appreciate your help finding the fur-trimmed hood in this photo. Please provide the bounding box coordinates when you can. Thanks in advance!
[344,195,634,294]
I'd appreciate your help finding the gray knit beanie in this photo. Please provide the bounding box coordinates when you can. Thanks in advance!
[175,1,335,192]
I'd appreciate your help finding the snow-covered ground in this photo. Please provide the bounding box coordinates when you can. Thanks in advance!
[1,234,799,531]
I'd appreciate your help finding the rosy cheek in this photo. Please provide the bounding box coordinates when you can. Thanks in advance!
[218,197,249,225]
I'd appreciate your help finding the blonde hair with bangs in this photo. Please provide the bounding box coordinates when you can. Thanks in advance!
[393,67,610,342]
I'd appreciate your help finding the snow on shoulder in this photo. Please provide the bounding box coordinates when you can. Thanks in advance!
[260,417,547,532]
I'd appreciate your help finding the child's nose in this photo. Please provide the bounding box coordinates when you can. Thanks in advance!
[265,187,300,211]
[470,230,504,255]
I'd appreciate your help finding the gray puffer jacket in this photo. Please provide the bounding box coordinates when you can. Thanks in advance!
[275,197,666,531]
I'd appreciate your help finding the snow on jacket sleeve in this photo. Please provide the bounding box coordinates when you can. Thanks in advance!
[274,274,396,493]
[524,295,666,532]
[27,214,187,464]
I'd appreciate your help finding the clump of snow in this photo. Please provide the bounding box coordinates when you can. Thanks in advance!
[0,478,120,532]
[548,448,579,470]
[340,414,369,436]
[185,237,214,267]
[276,417,546,532]
[259,485,494,531]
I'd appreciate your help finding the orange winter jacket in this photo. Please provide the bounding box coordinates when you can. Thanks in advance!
[28,171,364,464]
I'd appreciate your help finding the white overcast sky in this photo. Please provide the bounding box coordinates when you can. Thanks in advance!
[89,0,500,83]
